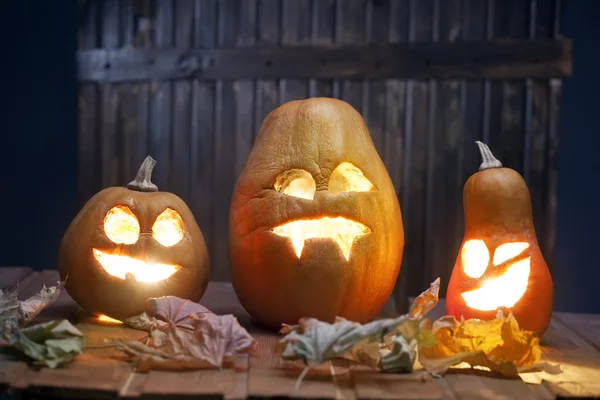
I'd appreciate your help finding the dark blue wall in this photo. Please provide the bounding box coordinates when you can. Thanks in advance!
[1,1,78,272]
[554,0,600,313]
[0,0,598,313]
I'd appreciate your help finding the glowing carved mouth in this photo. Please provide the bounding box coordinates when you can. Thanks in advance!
[93,248,182,283]
[461,257,531,311]
[271,217,371,261]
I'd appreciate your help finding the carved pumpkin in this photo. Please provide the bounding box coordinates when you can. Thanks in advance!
[59,156,210,319]
[446,142,553,336]
[229,98,404,329]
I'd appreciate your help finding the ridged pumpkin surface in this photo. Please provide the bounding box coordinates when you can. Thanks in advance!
[446,142,553,337]
[229,98,404,330]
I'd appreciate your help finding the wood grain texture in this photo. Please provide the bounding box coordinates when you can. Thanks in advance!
[77,38,573,83]
[3,268,600,399]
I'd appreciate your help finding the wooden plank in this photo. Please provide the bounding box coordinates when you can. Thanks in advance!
[538,317,600,398]
[364,0,390,157]
[444,373,554,400]
[353,368,441,399]
[424,0,463,301]
[553,312,600,353]
[254,0,280,134]
[0,267,34,289]
[78,0,101,206]
[387,0,409,314]
[148,0,173,189]
[398,0,434,312]
[309,0,335,98]
[190,0,217,280]
[337,0,365,112]
[233,0,256,185]
[280,0,311,103]
[542,0,562,272]
[77,38,573,83]
[526,0,554,270]
[171,0,194,203]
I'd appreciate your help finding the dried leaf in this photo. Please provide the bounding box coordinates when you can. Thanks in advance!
[418,309,561,379]
[0,281,65,327]
[112,296,255,372]
[1,318,85,368]
[122,312,168,332]
[19,282,65,326]
[276,278,441,380]
[410,278,440,319]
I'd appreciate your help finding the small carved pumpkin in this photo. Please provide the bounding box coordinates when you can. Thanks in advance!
[446,142,553,336]
[59,156,210,319]
[229,98,404,330]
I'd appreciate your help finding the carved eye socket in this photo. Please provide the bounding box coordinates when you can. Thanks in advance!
[461,239,489,278]
[493,242,530,265]
[329,162,376,194]
[104,205,140,244]
[152,208,185,247]
[274,169,316,200]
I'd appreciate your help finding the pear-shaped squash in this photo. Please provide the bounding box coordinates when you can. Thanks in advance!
[228,98,404,330]
[446,141,553,336]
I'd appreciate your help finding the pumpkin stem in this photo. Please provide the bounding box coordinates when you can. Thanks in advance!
[127,156,159,192]
[475,141,503,171]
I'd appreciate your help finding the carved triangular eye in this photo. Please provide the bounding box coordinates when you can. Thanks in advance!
[152,208,185,247]
[274,169,316,200]
[329,162,376,194]
[461,239,489,278]
[104,205,140,244]
[493,242,530,266]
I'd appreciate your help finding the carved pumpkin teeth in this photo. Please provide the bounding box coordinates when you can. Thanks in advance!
[93,248,181,283]
[271,217,370,261]
[461,257,531,311]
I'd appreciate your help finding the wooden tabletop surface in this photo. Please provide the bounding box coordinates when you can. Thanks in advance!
[1,267,600,399]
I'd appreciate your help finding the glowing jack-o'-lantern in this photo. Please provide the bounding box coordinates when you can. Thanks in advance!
[59,156,210,319]
[446,142,553,336]
[229,98,404,329]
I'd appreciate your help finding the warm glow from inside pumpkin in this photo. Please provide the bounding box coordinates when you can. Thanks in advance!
[461,240,490,278]
[274,169,316,200]
[93,248,181,282]
[272,217,370,260]
[461,257,531,311]
[104,205,140,244]
[460,241,532,311]
[96,314,123,324]
[329,162,376,193]
[152,208,185,247]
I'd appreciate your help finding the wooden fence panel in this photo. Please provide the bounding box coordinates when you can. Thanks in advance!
[76,0,568,309]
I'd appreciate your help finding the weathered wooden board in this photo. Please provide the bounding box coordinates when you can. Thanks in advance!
[3,267,600,399]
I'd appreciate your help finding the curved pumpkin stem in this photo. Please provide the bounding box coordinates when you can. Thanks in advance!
[475,141,503,171]
[127,156,159,192]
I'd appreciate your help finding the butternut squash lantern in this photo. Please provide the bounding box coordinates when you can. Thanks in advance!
[59,156,210,319]
[229,98,404,330]
[446,142,553,337]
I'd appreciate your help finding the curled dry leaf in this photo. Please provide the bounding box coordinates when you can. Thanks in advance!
[275,278,441,390]
[418,309,562,379]
[0,281,65,327]
[111,296,256,372]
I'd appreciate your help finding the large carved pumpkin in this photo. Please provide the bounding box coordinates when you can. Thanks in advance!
[229,98,404,329]
[446,142,553,336]
[59,156,210,319]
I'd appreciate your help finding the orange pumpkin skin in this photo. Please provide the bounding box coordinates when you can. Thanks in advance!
[446,143,553,337]
[229,98,404,330]
[59,157,210,319]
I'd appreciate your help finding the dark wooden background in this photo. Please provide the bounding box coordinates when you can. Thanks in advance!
[77,0,570,312]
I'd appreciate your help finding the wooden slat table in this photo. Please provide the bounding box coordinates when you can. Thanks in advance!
[1,267,600,399]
